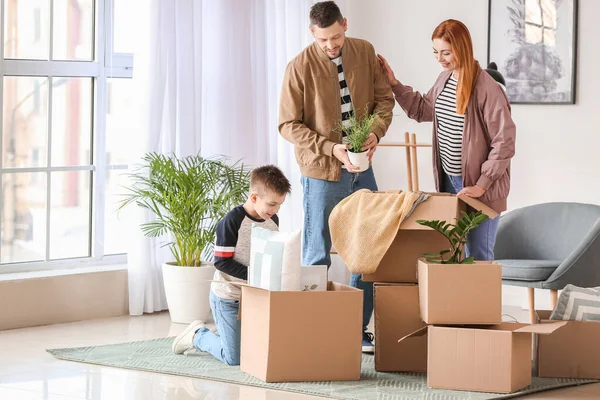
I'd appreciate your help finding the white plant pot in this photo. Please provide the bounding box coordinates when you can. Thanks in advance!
[162,262,215,324]
[347,150,370,173]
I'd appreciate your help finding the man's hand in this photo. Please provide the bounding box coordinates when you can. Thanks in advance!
[457,185,486,198]
[361,132,378,161]
[333,144,360,172]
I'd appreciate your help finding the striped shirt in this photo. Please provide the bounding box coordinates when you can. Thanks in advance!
[331,55,353,145]
[435,75,464,176]
[211,205,279,300]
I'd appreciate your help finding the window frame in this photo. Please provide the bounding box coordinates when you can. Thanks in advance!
[0,0,133,273]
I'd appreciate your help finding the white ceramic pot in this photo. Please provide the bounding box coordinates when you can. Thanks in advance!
[347,150,370,173]
[162,262,216,324]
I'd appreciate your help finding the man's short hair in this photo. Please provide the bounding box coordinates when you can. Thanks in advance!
[309,1,343,28]
[250,165,291,196]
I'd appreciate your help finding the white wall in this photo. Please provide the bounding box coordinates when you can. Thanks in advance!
[344,0,600,308]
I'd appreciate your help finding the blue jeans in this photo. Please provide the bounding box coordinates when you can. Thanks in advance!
[193,291,241,365]
[443,174,500,261]
[301,168,377,332]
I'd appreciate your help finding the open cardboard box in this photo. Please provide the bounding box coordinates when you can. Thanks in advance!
[417,258,502,325]
[363,193,498,283]
[239,281,363,383]
[374,283,427,372]
[400,322,567,394]
[536,310,600,379]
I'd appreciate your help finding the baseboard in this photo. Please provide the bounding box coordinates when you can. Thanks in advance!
[0,269,129,331]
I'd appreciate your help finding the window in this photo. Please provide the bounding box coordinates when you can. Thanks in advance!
[1,0,134,272]
[525,0,557,46]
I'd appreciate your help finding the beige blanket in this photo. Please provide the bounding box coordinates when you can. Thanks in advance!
[329,189,428,274]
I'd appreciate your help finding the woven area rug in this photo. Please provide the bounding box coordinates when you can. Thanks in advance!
[48,337,595,400]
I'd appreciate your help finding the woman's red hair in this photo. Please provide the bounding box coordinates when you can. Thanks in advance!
[432,20,480,115]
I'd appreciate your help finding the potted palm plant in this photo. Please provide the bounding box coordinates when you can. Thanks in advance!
[415,210,502,325]
[335,106,380,172]
[120,152,249,323]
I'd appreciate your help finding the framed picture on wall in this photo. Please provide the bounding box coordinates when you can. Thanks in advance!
[487,0,578,104]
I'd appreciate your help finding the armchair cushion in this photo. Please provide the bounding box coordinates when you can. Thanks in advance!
[500,259,561,281]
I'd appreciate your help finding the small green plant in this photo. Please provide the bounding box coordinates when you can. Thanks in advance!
[119,152,250,267]
[334,105,379,153]
[416,210,489,264]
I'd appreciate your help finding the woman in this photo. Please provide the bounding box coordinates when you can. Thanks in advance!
[378,19,516,261]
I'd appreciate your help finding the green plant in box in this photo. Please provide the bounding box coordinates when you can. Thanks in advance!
[416,210,489,264]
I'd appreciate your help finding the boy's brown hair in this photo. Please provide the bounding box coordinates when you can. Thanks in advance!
[250,165,291,196]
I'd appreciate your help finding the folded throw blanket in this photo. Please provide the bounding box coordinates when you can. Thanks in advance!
[329,190,430,274]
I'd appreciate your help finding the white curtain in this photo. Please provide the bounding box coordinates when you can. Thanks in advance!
[127,0,203,315]
[199,0,317,233]
[128,0,352,315]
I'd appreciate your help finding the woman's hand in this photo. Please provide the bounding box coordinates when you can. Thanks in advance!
[457,185,486,198]
[377,54,399,87]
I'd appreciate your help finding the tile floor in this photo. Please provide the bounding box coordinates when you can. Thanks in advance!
[0,308,597,400]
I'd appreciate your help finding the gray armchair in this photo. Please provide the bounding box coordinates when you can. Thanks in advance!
[494,202,600,323]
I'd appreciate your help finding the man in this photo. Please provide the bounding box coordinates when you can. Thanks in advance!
[278,1,394,352]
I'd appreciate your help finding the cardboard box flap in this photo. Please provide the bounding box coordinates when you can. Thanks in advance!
[536,310,552,320]
[514,321,567,335]
[458,194,499,219]
[397,326,428,343]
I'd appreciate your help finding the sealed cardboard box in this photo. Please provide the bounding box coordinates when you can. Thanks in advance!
[363,194,498,283]
[536,310,600,379]
[401,322,566,394]
[374,283,427,372]
[240,281,362,382]
[417,259,502,325]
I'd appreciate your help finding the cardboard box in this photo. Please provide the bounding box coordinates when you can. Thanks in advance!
[536,310,600,379]
[417,259,502,325]
[374,283,427,372]
[363,194,498,283]
[401,322,566,394]
[239,281,362,382]
[363,230,448,283]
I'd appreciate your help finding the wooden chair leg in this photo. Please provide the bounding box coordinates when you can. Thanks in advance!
[404,132,413,192]
[550,289,558,309]
[410,133,419,191]
[528,287,535,324]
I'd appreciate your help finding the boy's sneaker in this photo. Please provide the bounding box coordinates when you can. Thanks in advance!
[172,320,205,354]
[362,331,375,353]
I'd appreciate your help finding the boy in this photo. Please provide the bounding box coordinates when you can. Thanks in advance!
[171,165,291,365]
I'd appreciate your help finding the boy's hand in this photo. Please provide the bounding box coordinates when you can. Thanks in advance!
[333,144,360,172]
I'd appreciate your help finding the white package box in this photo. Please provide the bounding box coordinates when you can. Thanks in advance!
[248,225,301,291]
[300,265,328,292]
